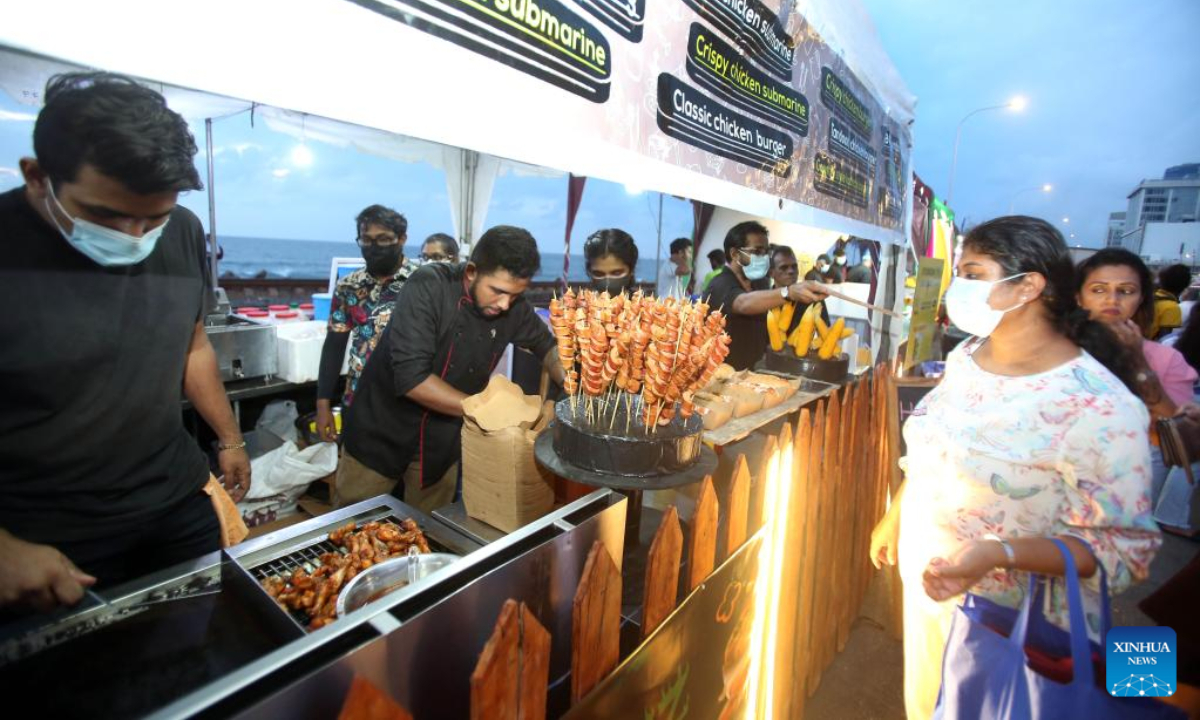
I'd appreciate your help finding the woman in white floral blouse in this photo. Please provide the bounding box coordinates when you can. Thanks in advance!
[870,216,1162,719]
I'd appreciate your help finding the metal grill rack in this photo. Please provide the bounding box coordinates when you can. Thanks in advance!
[248,520,407,583]
[246,516,429,630]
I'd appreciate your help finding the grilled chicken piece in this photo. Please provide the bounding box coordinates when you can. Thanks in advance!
[265,518,433,631]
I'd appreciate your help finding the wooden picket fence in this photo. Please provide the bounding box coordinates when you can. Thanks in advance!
[345,366,900,720]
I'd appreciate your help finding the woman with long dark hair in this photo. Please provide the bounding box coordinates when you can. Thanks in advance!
[1075,248,1198,535]
[869,216,1161,718]
[1075,248,1195,416]
[582,228,638,296]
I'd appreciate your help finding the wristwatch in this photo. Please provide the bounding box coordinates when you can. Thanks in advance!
[780,286,789,299]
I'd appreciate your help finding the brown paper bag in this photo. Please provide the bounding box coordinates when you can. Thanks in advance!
[461,375,555,533]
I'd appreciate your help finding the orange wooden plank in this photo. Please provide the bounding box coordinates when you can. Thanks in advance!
[808,388,841,695]
[727,453,752,555]
[836,382,860,651]
[688,475,719,592]
[881,366,905,640]
[849,378,872,612]
[472,600,552,720]
[571,541,622,703]
[862,367,885,605]
[642,506,684,639]
[848,383,868,644]
[339,676,413,720]
[517,603,551,720]
[472,600,520,720]
[794,401,825,700]
[772,419,807,720]
[864,374,883,602]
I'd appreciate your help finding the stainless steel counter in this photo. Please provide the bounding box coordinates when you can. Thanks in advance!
[0,490,627,719]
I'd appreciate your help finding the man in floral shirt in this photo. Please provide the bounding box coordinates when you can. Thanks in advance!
[315,205,417,441]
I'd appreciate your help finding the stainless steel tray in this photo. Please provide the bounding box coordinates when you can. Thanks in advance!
[232,497,480,633]
[147,489,628,720]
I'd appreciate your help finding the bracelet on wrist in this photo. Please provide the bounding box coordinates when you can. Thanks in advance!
[983,534,1016,569]
[217,440,247,452]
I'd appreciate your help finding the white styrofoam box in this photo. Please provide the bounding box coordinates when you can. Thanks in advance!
[273,321,354,385]
[275,321,326,384]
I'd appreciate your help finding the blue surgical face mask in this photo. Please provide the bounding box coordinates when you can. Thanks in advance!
[45,184,167,266]
[739,250,770,281]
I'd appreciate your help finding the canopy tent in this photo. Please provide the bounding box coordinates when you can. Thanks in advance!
[0,45,561,254]
[0,0,916,247]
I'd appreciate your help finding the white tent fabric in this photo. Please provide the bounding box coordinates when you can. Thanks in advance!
[0,46,252,120]
[441,149,495,250]
[0,46,560,250]
[257,107,558,249]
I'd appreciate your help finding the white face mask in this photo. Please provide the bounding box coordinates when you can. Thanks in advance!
[45,184,167,266]
[944,273,1029,337]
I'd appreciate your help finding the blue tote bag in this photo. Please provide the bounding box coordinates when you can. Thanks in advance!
[933,539,1185,720]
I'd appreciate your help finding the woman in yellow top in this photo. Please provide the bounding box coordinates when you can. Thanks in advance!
[870,216,1161,719]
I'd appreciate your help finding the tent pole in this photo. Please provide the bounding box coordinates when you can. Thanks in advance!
[655,192,663,284]
[205,118,219,291]
[463,150,477,253]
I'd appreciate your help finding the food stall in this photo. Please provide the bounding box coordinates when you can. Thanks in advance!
[0,0,915,716]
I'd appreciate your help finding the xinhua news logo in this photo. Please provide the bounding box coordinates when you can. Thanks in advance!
[1106,626,1176,698]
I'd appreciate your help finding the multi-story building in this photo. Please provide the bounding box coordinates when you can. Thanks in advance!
[1126,178,1200,229]
[1117,165,1200,262]
[1164,163,1200,180]
[1106,212,1126,247]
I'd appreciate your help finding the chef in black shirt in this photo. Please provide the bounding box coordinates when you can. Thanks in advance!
[0,73,250,612]
[337,225,565,512]
[703,221,827,370]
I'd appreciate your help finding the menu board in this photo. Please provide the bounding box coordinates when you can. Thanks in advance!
[903,256,945,370]
[343,0,914,232]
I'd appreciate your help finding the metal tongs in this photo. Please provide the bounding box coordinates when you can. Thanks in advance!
[85,586,221,613]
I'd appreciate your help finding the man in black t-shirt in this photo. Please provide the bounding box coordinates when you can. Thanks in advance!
[805,254,835,283]
[0,73,250,611]
[847,254,875,284]
[337,226,565,513]
[703,222,827,370]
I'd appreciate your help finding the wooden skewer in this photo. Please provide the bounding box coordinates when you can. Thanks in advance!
[624,392,633,435]
[816,285,903,318]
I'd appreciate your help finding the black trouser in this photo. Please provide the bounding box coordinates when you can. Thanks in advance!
[61,489,222,590]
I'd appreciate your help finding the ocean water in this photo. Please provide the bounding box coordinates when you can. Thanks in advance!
[215,235,667,283]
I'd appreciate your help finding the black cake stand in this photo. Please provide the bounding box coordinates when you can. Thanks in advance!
[534,427,718,544]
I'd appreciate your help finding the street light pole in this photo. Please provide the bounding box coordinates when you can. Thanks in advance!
[947,96,1027,207]
[1008,183,1053,214]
